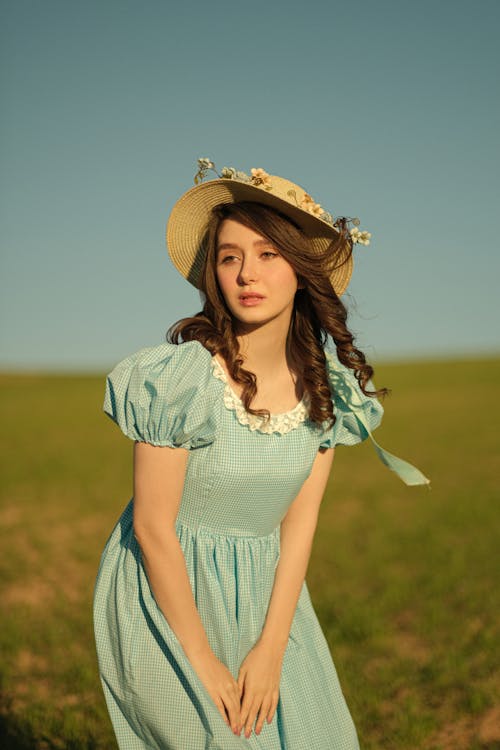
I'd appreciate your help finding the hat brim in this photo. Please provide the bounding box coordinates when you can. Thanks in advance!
[166,178,353,296]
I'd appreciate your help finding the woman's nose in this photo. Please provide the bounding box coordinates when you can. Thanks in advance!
[238,256,258,285]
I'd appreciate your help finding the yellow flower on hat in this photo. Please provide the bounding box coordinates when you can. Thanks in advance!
[301,193,323,218]
[250,168,272,189]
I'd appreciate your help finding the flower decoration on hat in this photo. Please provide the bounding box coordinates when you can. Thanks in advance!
[195,158,216,184]
[250,167,272,189]
[193,158,371,246]
[349,227,372,246]
[300,193,324,218]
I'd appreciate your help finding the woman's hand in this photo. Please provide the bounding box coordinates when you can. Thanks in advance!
[237,638,285,738]
[188,647,242,735]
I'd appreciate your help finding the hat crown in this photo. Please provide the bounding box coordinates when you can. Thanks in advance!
[219,170,329,225]
[250,174,308,205]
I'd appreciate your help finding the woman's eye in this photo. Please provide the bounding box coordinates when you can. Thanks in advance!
[262,251,278,258]
[219,255,238,264]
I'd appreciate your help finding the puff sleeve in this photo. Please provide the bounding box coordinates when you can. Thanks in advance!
[103,341,218,449]
[320,350,430,487]
[320,352,384,449]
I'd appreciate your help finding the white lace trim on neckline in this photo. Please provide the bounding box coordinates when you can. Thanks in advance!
[211,356,308,435]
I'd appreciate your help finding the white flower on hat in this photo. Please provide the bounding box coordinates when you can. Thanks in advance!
[301,193,323,218]
[198,158,215,171]
[195,157,218,184]
[235,170,251,182]
[350,227,371,245]
[250,167,272,189]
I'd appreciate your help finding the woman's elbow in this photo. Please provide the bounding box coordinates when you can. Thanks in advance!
[132,512,177,551]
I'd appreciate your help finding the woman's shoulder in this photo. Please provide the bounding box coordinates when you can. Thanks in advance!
[320,346,384,447]
[324,349,382,406]
[103,340,219,448]
[321,346,430,486]
[112,339,213,375]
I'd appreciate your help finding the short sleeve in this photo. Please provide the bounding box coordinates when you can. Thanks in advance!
[103,341,218,449]
[319,349,430,486]
[319,350,384,450]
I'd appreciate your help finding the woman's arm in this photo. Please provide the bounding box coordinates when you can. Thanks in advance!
[260,446,335,645]
[237,447,335,738]
[133,442,241,735]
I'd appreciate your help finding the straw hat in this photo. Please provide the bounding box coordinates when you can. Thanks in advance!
[166,159,371,296]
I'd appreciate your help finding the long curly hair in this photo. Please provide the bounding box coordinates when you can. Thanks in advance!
[167,201,389,427]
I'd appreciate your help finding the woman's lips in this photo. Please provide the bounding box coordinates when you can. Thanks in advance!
[238,293,265,307]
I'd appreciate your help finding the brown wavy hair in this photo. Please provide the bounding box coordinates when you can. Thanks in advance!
[167,201,389,427]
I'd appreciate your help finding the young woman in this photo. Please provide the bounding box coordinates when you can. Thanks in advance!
[94,160,429,750]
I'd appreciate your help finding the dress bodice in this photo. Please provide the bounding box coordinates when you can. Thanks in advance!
[103,339,429,532]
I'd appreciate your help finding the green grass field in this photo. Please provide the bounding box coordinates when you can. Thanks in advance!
[1,357,499,749]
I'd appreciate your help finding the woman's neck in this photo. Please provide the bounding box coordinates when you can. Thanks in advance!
[236,315,294,377]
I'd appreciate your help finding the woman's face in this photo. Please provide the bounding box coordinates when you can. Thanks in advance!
[215,218,299,332]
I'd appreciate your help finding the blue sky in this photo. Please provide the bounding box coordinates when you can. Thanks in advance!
[1,0,499,371]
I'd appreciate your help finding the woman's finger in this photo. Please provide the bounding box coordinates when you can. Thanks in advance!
[267,691,279,723]
[237,668,246,697]
[239,683,253,727]
[244,699,260,739]
[222,684,241,734]
[255,697,272,735]
[214,696,230,727]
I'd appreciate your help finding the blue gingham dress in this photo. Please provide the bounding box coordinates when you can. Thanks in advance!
[94,340,422,749]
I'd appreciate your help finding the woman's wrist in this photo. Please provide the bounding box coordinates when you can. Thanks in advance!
[181,636,213,662]
[257,628,289,655]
